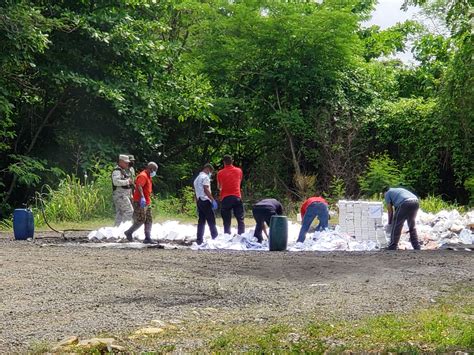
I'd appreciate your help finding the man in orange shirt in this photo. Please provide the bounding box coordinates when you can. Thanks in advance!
[124,162,158,243]
[296,195,329,243]
[217,155,245,235]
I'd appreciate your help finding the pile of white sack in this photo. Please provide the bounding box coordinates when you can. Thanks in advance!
[87,209,473,251]
[413,209,474,250]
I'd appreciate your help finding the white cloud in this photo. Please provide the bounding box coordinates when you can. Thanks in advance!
[363,0,421,63]
[364,0,419,30]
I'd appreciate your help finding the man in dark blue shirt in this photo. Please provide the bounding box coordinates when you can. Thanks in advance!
[384,187,421,250]
[252,199,283,243]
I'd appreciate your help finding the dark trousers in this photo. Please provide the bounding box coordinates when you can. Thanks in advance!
[389,199,420,250]
[252,207,274,243]
[221,196,245,235]
[197,199,218,245]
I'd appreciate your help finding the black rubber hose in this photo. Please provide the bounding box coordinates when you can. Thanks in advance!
[35,187,92,240]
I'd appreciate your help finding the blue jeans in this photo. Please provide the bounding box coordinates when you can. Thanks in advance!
[297,202,329,243]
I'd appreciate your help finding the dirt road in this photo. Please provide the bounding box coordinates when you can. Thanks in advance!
[0,236,472,352]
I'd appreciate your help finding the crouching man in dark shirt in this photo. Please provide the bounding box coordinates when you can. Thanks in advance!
[252,199,283,243]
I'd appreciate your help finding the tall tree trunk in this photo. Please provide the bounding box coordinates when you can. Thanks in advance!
[283,125,301,178]
[274,86,302,180]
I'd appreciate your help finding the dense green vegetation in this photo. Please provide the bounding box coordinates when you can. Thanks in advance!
[205,304,473,353]
[1,0,472,220]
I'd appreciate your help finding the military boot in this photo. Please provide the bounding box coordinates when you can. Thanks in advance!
[143,223,154,244]
[124,223,140,242]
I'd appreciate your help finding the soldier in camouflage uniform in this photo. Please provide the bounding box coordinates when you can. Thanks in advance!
[127,155,136,196]
[112,154,133,226]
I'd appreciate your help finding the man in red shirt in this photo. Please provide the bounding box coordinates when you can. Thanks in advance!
[297,196,329,243]
[217,155,245,234]
[124,162,158,243]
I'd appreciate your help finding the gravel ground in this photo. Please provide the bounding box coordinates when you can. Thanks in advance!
[0,232,473,352]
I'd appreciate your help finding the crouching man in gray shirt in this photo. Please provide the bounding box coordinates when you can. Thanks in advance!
[383,187,421,250]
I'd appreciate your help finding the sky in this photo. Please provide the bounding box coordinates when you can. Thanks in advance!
[363,0,421,63]
[365,0,419,30]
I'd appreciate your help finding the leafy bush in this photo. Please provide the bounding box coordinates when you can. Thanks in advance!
[359,154,406,197]
[154,196,181,217]
[293,174,317,198]
[283,198,301,220]
[420,195,464,214]
[34,167,113,225]
[376,98,441,195]
[327,177,346,206]
[181,186,198,217]
[0,218,13,231]
[464,176,474,206]
[155,186,197,218]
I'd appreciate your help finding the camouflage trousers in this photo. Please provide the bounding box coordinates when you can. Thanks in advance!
[113,190,133,226]
[128,201,153,239]
[132,201,153,225]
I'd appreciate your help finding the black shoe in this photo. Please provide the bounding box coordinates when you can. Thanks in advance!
[124,231,133,242]
[143,238,155,244]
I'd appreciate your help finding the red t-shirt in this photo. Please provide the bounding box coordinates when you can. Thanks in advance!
[133,170,153,205]
[217,165,243,200]
[300,197,328,218]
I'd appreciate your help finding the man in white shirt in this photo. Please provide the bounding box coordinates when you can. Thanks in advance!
[193,163,218,245]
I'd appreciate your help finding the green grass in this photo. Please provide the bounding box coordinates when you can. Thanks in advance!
[34,174,114,224]
[419,194,466,214]
[206,311,473,353]
[204,288,473,353]
[0,217,115,233]
[104,286,473,353]
[28,341,52,355]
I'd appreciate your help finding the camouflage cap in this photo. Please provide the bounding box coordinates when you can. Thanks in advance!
[119,154,130,163]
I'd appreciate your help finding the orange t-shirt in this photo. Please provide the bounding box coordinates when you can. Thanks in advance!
[300,197,328,218]
[217,165,243,200]
[133,170,153,205]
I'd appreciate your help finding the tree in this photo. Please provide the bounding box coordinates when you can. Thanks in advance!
[0,0,215,214]
[404,0,473,202]
[359,154,406,197]
[192,1,374,197]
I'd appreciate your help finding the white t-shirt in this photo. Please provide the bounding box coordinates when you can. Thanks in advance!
[193,172,211,201]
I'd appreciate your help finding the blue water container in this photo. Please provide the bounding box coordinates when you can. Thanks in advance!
[13,209,35,240]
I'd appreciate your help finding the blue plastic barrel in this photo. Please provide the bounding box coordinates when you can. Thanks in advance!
[13,209,35,240]
[269,215,288,251]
